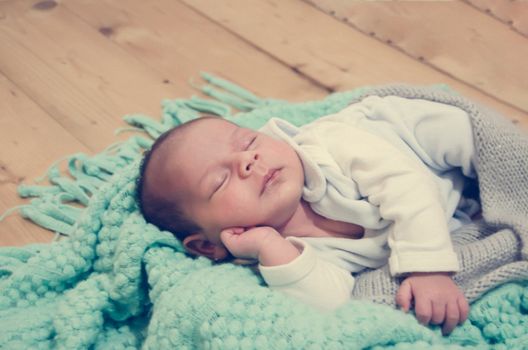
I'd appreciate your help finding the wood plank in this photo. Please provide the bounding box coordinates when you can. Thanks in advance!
[0,0,174,246]
[0,73,89,246]
[183,0,528,130]
[465,0,528,37]
[306,0,528,113]
[63,0,326,102]
[0,0,182,151]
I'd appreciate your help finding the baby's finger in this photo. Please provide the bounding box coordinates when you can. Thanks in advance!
[220,229,247,251]
[396,280,412,312]
[219,230,237,249]
[430,302,446,325]
[221,227,244,236]
[458,296,470,324]
[231,227,246,235]
[219,231,247,259]
[414,298,432,325]
[442,302,460,336]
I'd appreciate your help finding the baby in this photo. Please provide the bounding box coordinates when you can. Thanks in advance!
[137,95,479,335]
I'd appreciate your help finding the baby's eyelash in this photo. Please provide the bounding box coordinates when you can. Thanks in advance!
[214,174,227,194]
[246,136,257,149]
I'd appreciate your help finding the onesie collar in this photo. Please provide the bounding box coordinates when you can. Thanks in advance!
[259,118,327,201]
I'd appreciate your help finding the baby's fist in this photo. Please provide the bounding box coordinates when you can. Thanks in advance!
[396,272,469,335]
[220,226,282,260]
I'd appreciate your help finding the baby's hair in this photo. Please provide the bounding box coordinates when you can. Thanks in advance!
[136,116,221,241]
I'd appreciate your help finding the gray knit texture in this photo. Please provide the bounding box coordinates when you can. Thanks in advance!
[348,85,528,306]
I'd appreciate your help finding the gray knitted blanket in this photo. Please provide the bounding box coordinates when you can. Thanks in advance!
[348,86,528,306]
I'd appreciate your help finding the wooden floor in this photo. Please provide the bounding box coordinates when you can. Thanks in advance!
[1,0,527,247]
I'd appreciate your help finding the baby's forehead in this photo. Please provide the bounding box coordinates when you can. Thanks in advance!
[185,117,252,142]
[182,117,238,137]
[161,117,240,158]
[154,118,237,184]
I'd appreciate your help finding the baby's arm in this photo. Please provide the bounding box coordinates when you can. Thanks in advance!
[396,272,469,335]
[221,227,355,311]
[344,138,468,333]
[316,113,469,332]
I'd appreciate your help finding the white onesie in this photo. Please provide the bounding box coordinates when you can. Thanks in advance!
[257,95,478,311]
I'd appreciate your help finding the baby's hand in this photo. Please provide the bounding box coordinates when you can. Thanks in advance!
[220,226,300,266]
[220,226,280,260]
[396,272,469,335]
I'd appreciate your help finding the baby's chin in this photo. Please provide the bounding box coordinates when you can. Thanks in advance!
[265,208,300,232]
[238,220,278,232]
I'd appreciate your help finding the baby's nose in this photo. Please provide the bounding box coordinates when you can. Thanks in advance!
[240,152,266,176]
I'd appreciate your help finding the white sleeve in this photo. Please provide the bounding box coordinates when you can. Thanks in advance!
[317,123,459,275]
[258,237,355,312]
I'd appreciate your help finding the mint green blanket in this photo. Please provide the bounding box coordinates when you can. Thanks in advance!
[1,75,527,349]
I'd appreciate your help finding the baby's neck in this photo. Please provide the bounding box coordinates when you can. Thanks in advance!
[278,200,364,239]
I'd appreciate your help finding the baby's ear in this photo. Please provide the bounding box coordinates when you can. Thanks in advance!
[183,233,229,261]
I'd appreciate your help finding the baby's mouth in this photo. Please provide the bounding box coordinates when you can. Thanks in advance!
[261,168,281,195]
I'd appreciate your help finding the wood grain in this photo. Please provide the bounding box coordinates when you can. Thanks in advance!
[63,0,326,102]
[306,0,528,113]
[0,0,176,150]
[183,0,528,128]
[464,0,528,37]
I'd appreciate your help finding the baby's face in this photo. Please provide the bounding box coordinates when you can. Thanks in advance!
[163,118,304,245]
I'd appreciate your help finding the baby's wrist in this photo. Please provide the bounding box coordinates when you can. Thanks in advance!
[258,235,301,267]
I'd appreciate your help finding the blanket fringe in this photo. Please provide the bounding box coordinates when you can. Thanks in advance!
[1,73,272,237]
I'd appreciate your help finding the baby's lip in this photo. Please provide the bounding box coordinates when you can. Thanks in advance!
[261,168,280,195]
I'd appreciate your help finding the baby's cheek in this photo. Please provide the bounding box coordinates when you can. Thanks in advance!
[222,192,256,219]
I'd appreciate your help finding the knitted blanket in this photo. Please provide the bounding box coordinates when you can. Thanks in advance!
[1,75,527,349]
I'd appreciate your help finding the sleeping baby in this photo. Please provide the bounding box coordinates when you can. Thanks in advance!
[137,95,481,335]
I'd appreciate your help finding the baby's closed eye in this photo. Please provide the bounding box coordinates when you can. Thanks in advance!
[243,134,257,150]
